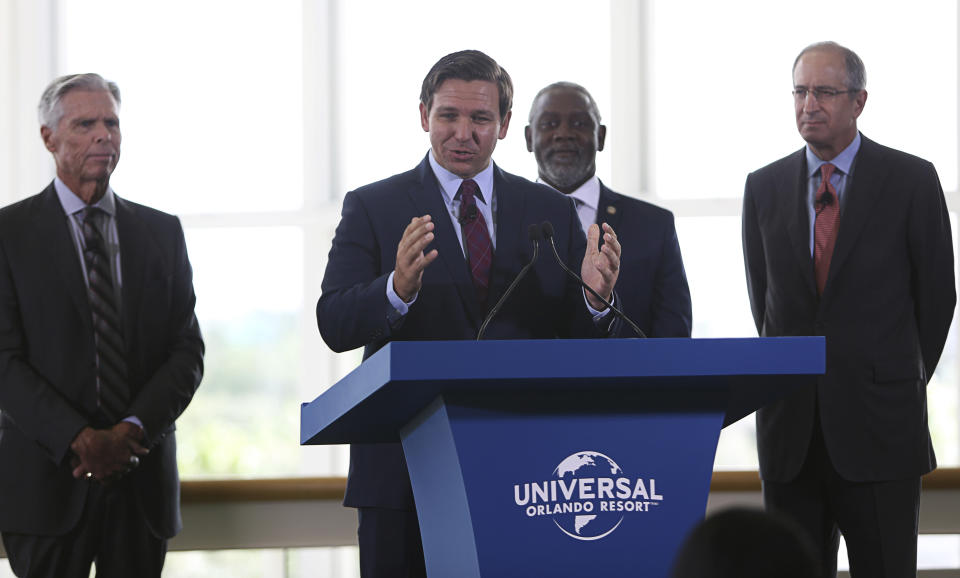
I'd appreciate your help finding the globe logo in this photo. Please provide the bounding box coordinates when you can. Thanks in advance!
[513,450,663,541]
[551,451,624,541]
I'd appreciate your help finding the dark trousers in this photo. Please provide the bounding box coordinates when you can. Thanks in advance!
[2,478,166,578]
[763,416,921,578]
[357,507,427,578]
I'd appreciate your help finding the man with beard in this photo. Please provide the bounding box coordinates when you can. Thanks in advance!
[526,82,691,337]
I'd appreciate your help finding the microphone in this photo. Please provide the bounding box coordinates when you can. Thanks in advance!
[476,224,541,340]
[458,203,479,225]
[540,221,647,338]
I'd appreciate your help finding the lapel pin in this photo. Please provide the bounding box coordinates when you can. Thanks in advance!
[606,206,617,215]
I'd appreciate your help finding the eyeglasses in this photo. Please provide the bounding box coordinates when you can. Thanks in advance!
[793,87,858,102]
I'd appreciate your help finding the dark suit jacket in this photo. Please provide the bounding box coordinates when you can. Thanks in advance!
[742,134,955,483]
[596,182,691,337]
[317,156,606,509]
[0,183,204,538]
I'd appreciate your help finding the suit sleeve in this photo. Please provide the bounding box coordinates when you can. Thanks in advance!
[742,173,768,336]
[0,242,89,463]
[562,199,618,337]
[649,213,693,337]
[908,162,956,382]
[128,218,205,446]
[317,190,395,353]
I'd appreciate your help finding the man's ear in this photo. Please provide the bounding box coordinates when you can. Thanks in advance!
[852,90,868,119]
[420,102,430,133]
[497,110,512,140]
[40,126,56,152]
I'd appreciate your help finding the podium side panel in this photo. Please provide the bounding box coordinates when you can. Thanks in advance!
[401,397,482,578]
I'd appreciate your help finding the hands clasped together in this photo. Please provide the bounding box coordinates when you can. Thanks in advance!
[70,421,149,484]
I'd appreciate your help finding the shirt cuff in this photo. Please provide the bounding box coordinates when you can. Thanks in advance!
[123,416,145,438]
[584,288,613,321]
[386,271,417,319]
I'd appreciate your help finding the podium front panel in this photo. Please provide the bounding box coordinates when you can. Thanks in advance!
[402,393,725,577]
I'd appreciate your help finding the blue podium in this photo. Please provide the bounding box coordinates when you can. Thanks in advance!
[301,338,824,577]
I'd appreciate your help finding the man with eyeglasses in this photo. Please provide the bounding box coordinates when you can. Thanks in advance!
[742,41,955,577]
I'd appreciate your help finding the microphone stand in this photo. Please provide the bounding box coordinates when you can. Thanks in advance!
[541,221,646,338]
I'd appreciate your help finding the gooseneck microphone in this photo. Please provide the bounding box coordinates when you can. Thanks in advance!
[458,203,479,224]
[476,224,541,340]
[540,221,647,338]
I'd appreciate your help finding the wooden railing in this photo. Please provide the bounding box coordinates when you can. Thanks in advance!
[181,476,348,502]
[178,466,960,503]
[3,469,959,564]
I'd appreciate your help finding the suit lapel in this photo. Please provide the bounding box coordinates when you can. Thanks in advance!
[486,164,523,310]
[596,183,624,232]
[821,136,885,299]
[115,197,148,346]
[36,185,91,322]
[408,158,484,327]
[782,150,817,296]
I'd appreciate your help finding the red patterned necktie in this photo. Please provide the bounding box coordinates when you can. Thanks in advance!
[813,163,840,295]
[458,179,492,303]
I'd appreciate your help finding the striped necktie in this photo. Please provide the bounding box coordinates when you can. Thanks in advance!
[82,207,130,421]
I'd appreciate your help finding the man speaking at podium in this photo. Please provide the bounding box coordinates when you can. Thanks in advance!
[317,50,622,577]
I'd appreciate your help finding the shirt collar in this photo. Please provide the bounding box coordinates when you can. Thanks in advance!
[428,150,495,205]
[805,131,861,178]
[54,177,117,217]
[538,175,600,210]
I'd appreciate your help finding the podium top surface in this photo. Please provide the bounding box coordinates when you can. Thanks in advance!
[301,337,824,445]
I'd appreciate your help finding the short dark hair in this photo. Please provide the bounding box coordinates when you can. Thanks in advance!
[793,41,866,93]
[528,81,602,123]
[420,50,513,121]
[671,508,821,578]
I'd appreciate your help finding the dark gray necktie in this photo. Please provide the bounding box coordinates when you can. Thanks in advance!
[82,208,129,420]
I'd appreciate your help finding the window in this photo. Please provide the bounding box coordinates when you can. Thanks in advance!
[646,0,959,469]
[2,1,955,575]
[60,0,324,478]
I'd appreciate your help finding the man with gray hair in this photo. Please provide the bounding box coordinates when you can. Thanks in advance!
[0,73,204,577]
[742,42,955,576]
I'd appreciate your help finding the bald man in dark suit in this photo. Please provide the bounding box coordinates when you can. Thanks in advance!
[742,42,955,577]
[526,82,692,338]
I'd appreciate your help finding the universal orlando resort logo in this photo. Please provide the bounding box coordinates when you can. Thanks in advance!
[512,451,663,541]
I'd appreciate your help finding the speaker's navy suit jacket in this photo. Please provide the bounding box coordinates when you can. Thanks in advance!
[742,135,955,483]
[595,182,691,338]
[0,183,204,538]
[318,155,608,509]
